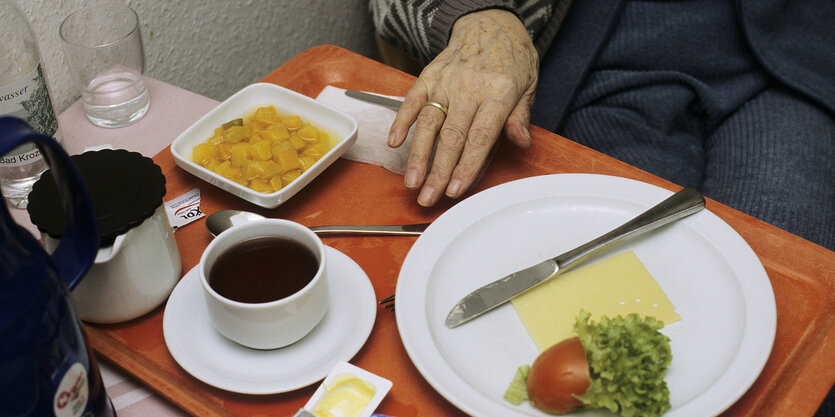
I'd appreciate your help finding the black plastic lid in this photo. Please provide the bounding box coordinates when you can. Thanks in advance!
[28,149,166,247]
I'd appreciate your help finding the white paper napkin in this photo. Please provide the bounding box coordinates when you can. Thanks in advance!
[315,86,414,175]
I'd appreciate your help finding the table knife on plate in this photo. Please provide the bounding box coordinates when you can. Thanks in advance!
[445,187,706,328]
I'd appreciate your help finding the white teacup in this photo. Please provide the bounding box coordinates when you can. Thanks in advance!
[199,219,328,349]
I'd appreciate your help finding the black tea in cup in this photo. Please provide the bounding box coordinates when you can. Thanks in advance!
[209,236,318,303]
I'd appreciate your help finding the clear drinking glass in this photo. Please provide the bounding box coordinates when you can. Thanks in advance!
[59,3,149,128]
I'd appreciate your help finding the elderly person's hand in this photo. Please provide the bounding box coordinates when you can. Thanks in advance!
[387,9,540,207]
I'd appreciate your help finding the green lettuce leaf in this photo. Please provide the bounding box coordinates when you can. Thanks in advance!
[574,310,672,417]
[503,365,531,405]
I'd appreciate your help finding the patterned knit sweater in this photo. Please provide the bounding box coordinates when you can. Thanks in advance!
[370,0,573,65]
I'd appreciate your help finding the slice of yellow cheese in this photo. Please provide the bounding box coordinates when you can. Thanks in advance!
[511,251,679,351]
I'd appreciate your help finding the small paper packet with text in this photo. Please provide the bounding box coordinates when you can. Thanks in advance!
[164,187,204,231]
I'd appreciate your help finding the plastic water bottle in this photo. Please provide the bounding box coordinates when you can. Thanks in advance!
[0,0,64,208]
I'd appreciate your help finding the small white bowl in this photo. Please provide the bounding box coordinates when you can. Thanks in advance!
[171,83,358,208]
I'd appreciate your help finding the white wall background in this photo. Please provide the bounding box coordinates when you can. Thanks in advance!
[18,0,378,113]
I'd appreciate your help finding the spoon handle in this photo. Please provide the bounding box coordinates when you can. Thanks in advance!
[308,223,430,236]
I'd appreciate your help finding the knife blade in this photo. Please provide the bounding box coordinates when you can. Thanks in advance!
[345,90,403,111]
[445,187,705,328]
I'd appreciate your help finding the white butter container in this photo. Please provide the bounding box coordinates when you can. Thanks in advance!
[297,361,392,417]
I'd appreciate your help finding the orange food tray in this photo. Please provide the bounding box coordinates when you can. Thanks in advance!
[84,45,835,417]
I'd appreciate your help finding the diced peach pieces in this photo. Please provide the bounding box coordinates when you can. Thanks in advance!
[262,124,289,143]
[281,115,302,130]
[223,125,249,143]
[253,106,280,125]
[272,141,300,172]
[289,134,306,150]
[249,140,272,161]
[191,143,217,165]
[269,175,283,191]
[298,156,318,171]
[216,143,233,161]
[281,169,301,184]
[302,142,330,158]
[229,143,249,167]
[297,125,318,142]
[192,106,334,193]
[248,179,274,193]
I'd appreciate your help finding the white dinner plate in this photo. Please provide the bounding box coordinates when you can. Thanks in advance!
[163,246,376,394]
[396,174,776,417]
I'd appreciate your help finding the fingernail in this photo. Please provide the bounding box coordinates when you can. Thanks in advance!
[387,133,397,147]
[404,168,419,188]
[517,125,532,146]
[418,185,437,207]
[447,179,463,197]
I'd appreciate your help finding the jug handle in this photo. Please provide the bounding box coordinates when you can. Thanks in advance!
[0,117,99,290]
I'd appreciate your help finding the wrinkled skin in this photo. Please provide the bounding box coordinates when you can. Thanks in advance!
[387,9,539,206]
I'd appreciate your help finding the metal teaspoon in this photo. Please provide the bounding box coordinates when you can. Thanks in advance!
[205,209,429,237]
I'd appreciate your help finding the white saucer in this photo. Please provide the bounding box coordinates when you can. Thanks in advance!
[162,246,376,394]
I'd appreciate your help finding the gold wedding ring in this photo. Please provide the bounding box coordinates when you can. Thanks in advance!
[424,100,448,116]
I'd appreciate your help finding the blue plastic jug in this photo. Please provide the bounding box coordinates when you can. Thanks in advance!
[0,116,115,416]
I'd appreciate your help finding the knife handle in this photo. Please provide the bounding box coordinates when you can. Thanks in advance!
[553,187,705,271]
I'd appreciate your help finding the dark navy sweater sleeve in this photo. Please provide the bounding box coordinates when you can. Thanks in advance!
[738,0,835,115]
